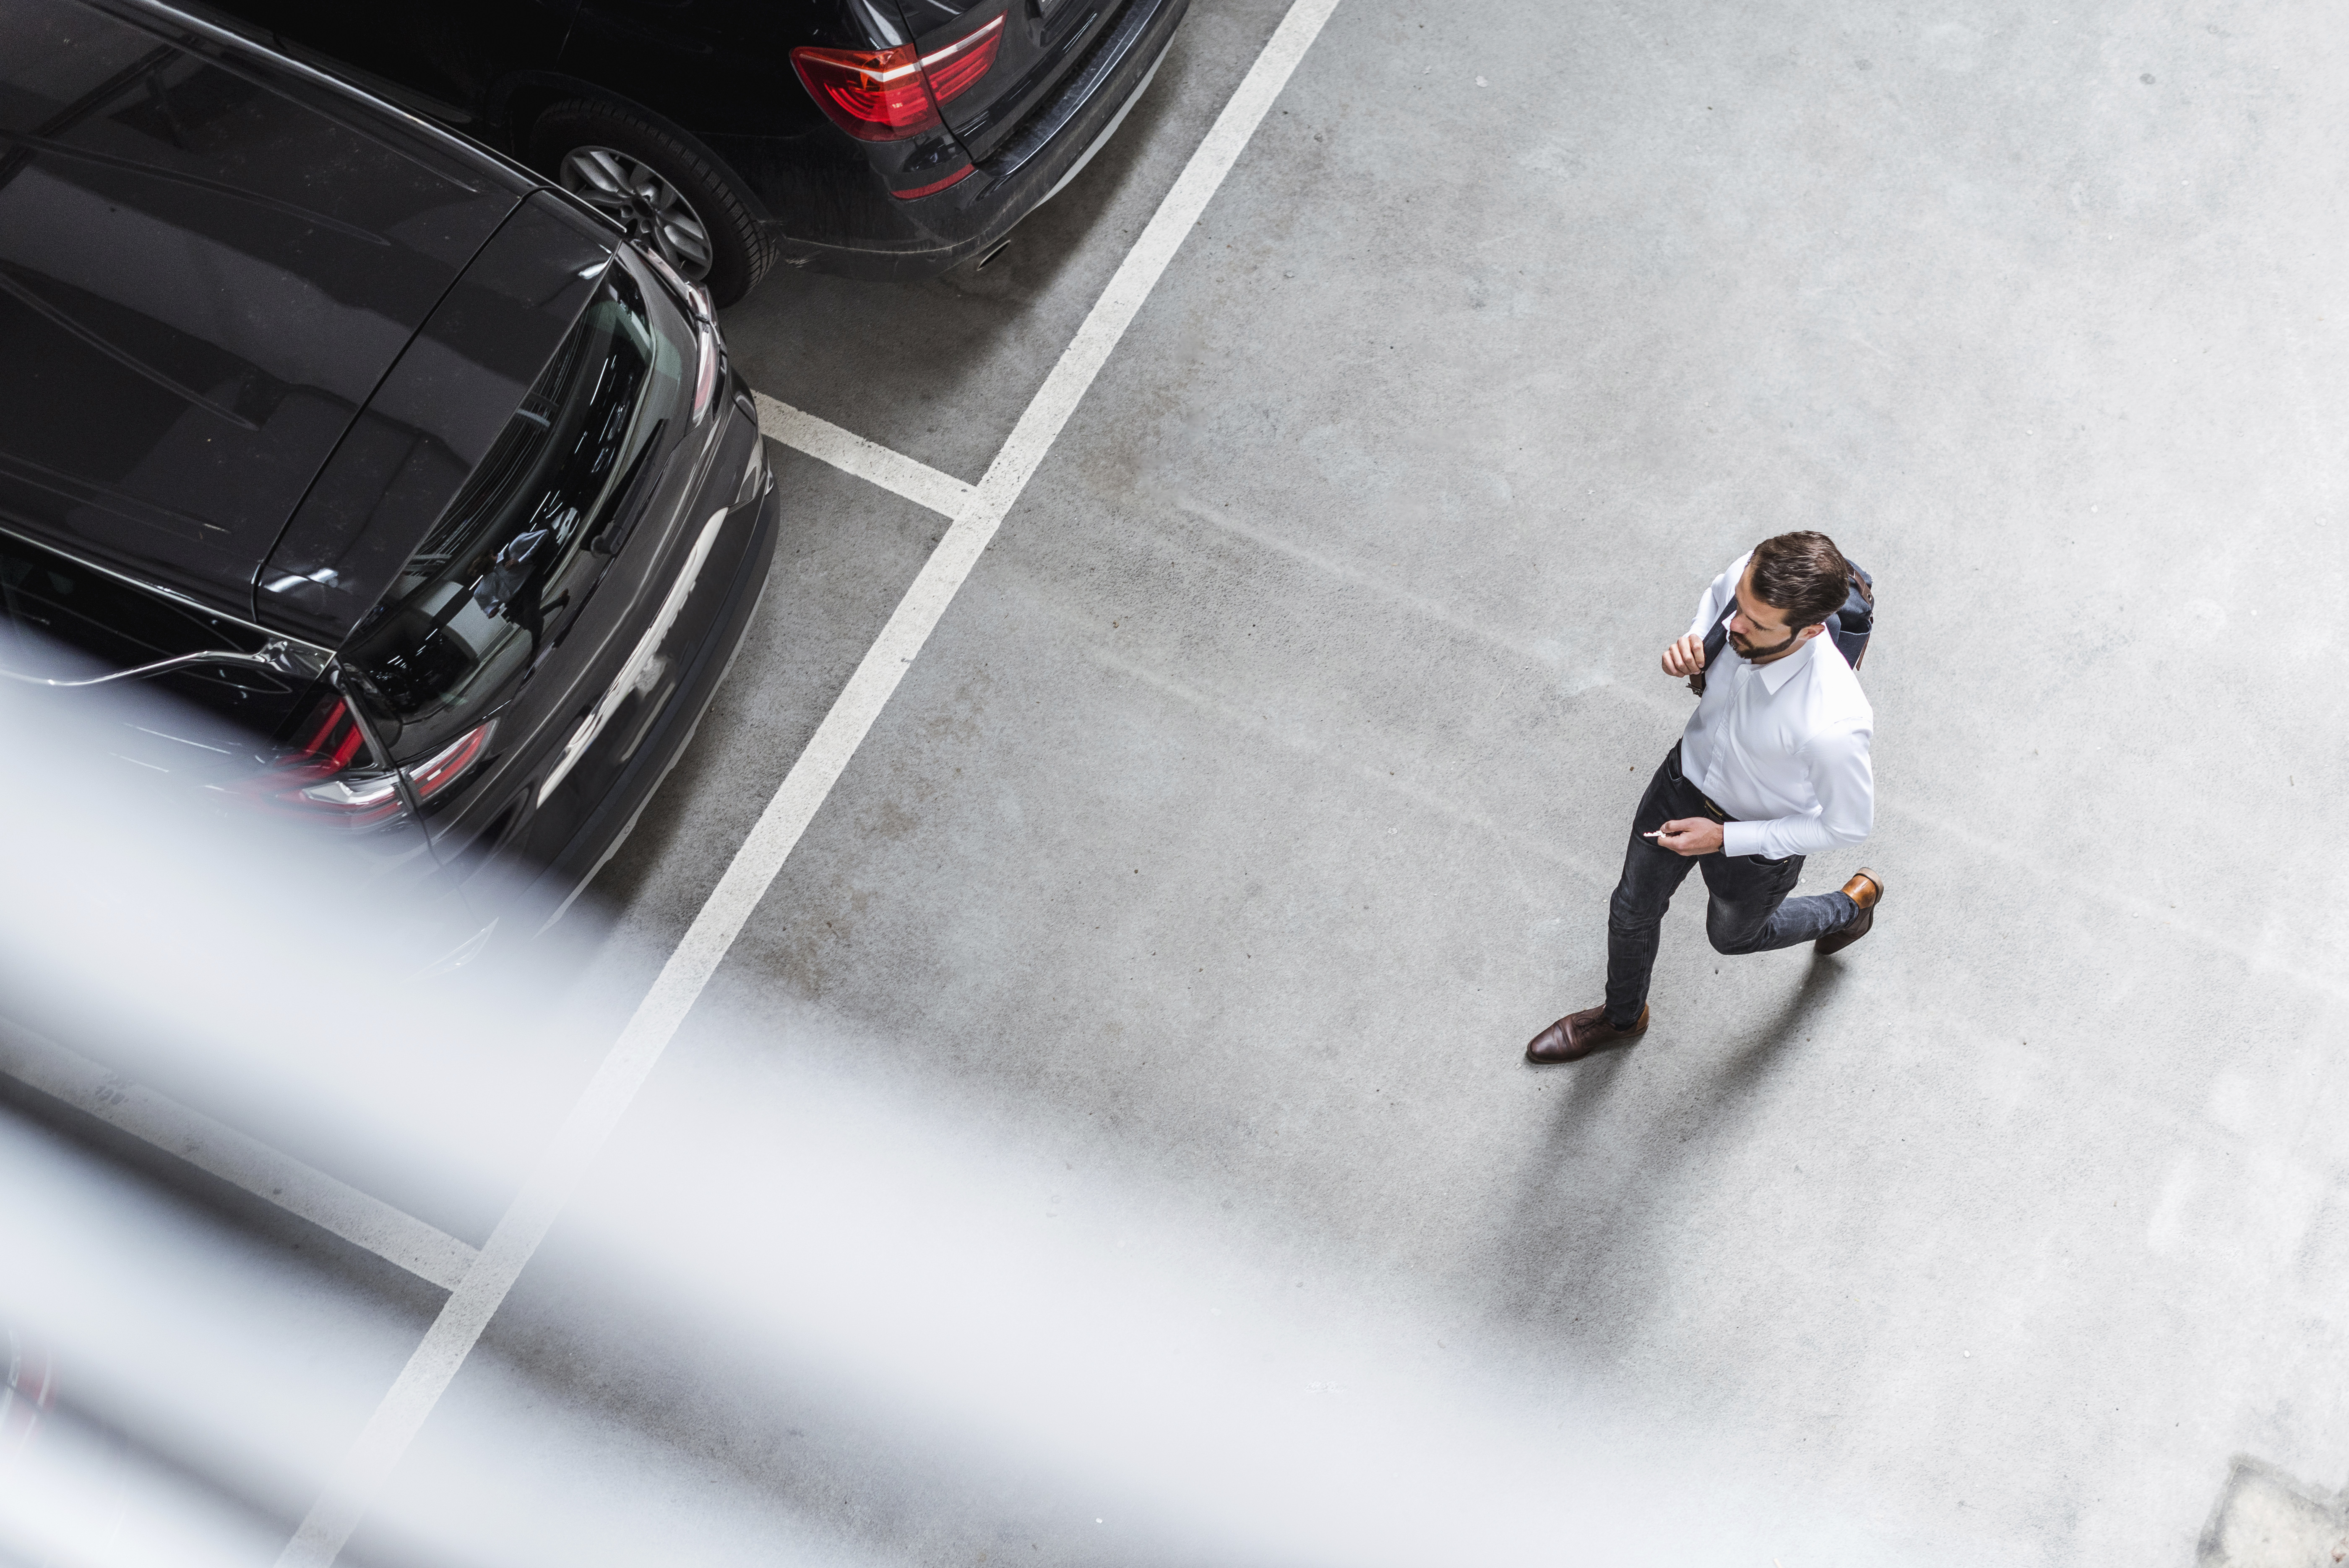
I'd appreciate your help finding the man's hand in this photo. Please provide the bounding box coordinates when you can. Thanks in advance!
[1652,817,1723,857]
[1661,633,1706,679]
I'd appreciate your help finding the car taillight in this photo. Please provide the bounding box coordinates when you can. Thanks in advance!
[792,42,940,140]
[241,696,404,825]
[406,721,494,802]
[891,165,976,200]
[293,693,365,774]
[791,14,1004,142]
[294,771,404,822]
[917,14,1004,105]
[243,703,494,825]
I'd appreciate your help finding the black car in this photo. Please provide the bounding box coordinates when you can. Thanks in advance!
[179,0,1190,304]
[0,0,780,960]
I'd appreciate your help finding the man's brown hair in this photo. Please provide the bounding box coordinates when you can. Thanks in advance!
[1748,531,1852,629]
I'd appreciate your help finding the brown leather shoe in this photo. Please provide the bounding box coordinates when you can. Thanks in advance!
[1814,867,1883,957]
[1525,1004,1649,1063]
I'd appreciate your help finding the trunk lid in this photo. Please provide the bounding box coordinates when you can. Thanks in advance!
[891,0,1120,164]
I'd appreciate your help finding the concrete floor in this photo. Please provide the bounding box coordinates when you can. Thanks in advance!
[499,0,2349,1560]
[26,0,2349,1563]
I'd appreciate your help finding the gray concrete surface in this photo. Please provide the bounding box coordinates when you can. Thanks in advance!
[299,0,2349,1562]
[2199,1459,2349,1568]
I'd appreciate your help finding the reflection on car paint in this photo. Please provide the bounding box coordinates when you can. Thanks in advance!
[537,508,730,807]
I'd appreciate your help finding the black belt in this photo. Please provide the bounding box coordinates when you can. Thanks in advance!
[1664,743,1738,823]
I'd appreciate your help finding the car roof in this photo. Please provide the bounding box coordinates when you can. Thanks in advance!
[0,0,535,629]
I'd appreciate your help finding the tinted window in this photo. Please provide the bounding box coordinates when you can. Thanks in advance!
[0,529,321,750]
[1,533,253,678]
[340,262,684,762]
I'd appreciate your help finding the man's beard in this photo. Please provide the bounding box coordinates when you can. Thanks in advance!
[1728,626,1802,661]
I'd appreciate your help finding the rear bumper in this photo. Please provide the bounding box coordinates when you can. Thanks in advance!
[522,455,781,923]
[759,0,1189,281]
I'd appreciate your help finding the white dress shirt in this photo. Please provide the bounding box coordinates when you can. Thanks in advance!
[1678,551,1875,861]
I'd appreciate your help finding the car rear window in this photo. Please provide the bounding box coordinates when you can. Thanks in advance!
[338,261,685,765]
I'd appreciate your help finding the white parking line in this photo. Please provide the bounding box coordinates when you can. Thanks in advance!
[277,5,1348,1563]
[0,1021,479,1292]
[753,393,976,518]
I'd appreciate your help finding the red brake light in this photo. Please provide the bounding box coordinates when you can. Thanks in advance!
[294,695,366,774]
[891,165,977,201]
[792,42,941,141]
[238,696,404,825]
[295,771,404,822]
[240,703,493,825]
[917,14,1004,106]
[406,721,494,802]
[791,14,1004,142]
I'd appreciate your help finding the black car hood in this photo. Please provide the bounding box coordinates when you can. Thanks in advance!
[0,0,523,625]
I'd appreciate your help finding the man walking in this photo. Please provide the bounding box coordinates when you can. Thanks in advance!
[1526,531,1883,1064]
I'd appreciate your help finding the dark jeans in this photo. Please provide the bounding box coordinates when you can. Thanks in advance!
[1604,744,1858,1028]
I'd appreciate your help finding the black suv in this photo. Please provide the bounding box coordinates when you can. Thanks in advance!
[0,0,780,960]
[187,0,1192,304]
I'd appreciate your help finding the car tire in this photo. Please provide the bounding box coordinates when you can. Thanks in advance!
[528,100,772,307]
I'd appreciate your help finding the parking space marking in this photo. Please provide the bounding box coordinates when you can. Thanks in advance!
[0,1021,479,1292]
[753,392,976,518]
[279,4,1349,1563]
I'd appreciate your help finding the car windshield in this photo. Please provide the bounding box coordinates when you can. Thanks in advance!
[340,258,687,763]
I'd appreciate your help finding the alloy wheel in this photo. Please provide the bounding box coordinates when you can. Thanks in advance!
[557,146,715,282]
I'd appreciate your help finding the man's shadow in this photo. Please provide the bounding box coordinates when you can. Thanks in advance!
[1706,956,1851,1100]
[1483,958,1854,1342]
